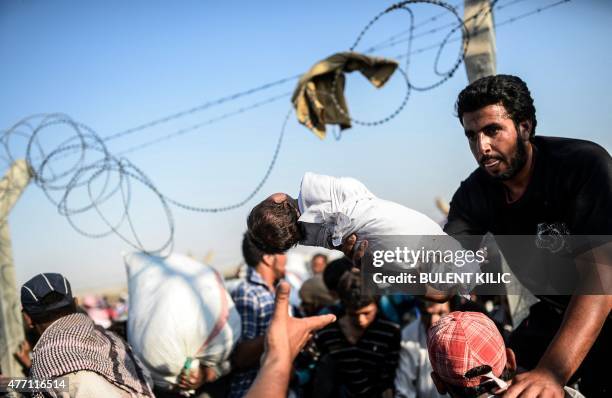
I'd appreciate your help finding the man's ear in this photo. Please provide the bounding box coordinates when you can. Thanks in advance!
[505,347,517,374]
[430,371,448,394]
[518,120,532,140]
[261,253,275,268]
[22,310,34,329]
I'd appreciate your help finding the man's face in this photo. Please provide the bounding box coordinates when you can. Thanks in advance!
[462,104,528,180]
[347,302,378,330]
[421,302,450,329]
[271,253,287,280]
[311,256,327,274]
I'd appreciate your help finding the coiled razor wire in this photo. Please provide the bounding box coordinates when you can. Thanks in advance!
[0,108,292,254]
[1,0,568,254]
[324,0,471,129]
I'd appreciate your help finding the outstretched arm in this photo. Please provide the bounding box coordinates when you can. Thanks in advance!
[504,244,612,398]
[246,282,336,398]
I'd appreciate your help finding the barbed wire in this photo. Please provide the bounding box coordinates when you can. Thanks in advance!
[37,0,538,159]
[59,0,558,155]
[0,0,571,254]
[393,0,570,59]
[322,0,468,129]
[117,91,292,156]
[102,75,300,143]
[364,0,531,54]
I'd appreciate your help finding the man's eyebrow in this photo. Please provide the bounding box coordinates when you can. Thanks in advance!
[483,122,504,131]
[465,122,504,136]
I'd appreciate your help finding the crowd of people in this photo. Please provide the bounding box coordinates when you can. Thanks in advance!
[1,74,610,398]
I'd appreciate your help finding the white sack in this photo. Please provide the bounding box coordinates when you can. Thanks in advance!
[125,252,241,388]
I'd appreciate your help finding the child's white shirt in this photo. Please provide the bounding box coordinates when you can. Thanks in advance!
[297,172,480,294]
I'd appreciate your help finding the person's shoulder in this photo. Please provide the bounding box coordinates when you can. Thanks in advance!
[315,319,342,341]
[231,279,261,302]
[459,167,491,190]
[372,317,401,335]
[536,135,610,165]
[400,319,421,341]
[450,167,492,209]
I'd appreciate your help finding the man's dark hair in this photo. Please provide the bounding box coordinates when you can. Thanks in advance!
[247,198,303,254]
[323,257,354,293]
[26,291,77,324]
[336,271,377,310]
[455,74,537,138]
[416,297,441,312]
[445,366,515,398]
[242,232,266,268]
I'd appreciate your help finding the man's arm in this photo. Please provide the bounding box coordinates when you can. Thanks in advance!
[231,289,266,370]
[505,244,612,398]
[245,282,336,398]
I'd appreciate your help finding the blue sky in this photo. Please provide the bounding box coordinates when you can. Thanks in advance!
[1,0,611,290]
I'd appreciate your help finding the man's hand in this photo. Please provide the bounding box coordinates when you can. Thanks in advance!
[341,234,368,267]
[177,365,217,391]
[13,340,32,369]
[246,282,336,398]
[265,281,337,363]
[503,368,564,398]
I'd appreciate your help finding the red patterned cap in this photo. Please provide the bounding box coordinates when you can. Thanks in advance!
[426,311,507,387]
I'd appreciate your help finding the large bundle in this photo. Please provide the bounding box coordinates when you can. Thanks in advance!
[125,252,241,389]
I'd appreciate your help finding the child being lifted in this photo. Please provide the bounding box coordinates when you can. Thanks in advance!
[246,172,481,295]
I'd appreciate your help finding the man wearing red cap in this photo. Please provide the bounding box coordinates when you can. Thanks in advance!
[426,312,583,398]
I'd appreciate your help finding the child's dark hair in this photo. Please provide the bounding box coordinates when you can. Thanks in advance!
[336,271,377,310]
[323,257,354,293]
[247,197,303,254]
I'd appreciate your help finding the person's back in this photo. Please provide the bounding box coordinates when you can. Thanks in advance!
[20,273,153,398]
[30,313,152,398]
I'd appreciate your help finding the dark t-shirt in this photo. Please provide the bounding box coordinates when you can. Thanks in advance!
[314,316,401,398]
[444,136,612,299]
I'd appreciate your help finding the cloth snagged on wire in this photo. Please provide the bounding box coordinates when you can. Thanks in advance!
[291,51,398,139]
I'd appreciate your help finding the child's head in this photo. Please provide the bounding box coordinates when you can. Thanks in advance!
[247,193,303,254]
